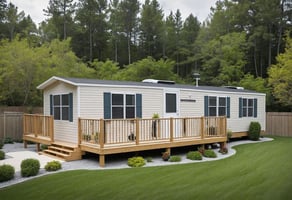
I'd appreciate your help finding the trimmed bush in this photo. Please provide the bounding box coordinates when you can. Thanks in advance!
[0,164,15,182]
[0,150,5,160]
[127,156,146,167]
[4,137,13,144]
[248,121,261,141]
[162,152,170,161]
[204,149,217,158]
[146,157,153,162]
[186,151,202,160]
[169,155,181,162]
[21,158,40,177]
[45,160,62,171]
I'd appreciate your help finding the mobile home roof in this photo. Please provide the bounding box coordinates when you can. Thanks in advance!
[37,76,265,96]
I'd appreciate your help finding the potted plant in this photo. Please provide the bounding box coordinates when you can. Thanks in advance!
[162,151,170,161]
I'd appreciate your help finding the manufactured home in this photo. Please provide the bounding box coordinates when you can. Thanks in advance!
[23,76,266,166]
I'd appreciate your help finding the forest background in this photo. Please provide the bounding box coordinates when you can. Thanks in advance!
[0,0,291,111]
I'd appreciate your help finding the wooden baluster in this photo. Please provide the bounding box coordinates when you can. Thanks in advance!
[170,117,173,142]
[135,118,140,145]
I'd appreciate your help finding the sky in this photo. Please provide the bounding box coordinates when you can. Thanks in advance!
[10,0,217,25]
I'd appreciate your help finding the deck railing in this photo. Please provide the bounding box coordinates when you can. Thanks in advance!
[79,116,227,146]
[23,114,54,141]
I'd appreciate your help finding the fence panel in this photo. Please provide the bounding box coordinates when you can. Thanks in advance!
[0,112,23,141]
[266,112,292,137]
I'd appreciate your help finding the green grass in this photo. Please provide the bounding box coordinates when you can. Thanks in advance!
[1,136,292,200]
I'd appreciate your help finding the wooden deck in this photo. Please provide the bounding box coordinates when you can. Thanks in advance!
[23,114,227,167]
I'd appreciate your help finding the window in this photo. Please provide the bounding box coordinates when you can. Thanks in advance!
[50,93,73,121]
[111,94,136,119]
[239,98,257,117]
[166,93,177,113]
[205,96,230,117]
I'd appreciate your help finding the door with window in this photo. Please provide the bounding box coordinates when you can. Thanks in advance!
[164,90,180,137]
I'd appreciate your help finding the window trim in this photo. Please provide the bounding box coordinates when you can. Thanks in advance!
[111,93,136,119]
[239,97,257,118]
[205,96,230,118]
[50,93,73,122]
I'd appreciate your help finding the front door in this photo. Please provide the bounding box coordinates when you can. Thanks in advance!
[164,89,179,118]
[164,90,180,138]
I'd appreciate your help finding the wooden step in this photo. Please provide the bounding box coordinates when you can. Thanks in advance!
[41,141,82,161]
[48,146,74,154]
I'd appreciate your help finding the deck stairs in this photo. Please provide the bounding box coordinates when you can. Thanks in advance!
[41,141,82,161]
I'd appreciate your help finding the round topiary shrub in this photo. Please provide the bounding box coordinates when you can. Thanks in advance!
[127,156,146,167]
[169,155,182,162]
[45,160,62,172]
[248,121,261,141]
[0,150,5,160]
[21,158,40,177]
[186,151,202,160]
[0,164,15,182]
[203,149,217,158]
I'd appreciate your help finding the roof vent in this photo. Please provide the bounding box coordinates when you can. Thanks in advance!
[142,79,175,84]
[223,86,244,90]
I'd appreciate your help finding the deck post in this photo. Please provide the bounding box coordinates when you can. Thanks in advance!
[24,140,27,148]
[135,118,140,145]
[78,118,81,145]
[36,143,40,152]
[166,148,171,155]
[99,119,104,149]
[201,117,205,139]
[170,117,174,142]
[34,115,38,137]
[99,154,105,167]
[50,116,54,142]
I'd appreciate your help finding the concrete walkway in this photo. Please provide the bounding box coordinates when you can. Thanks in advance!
[0,137,273,188]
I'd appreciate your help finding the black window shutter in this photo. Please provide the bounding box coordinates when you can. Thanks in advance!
[204,96,209,117]
[69,93,73,122]
[136,94,142,118]
[50,95,53,116]
[239,97,243,118]
[227,97,230,118]
[104,92,111,119]
[254,98,258,118]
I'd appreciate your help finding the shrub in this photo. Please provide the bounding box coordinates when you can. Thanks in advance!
[45,160,62,171]
[127,156,146,167]
[248,121,261,141]
[204,149,217,158]
[4,137,14,144]
[169,155,181,162]
[0,164,15,182]
[0,150,5,160]
[146,157,153,162]
[40,144,48,151]
[21,158,40,177]
[186,151,202,160]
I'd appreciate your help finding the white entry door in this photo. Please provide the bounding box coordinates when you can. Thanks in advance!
[164,89,179,118]
[164,89,180,138]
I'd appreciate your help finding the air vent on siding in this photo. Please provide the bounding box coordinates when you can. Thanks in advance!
[142,79,175,84]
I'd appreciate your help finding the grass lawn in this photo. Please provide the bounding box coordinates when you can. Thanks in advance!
[1,136,292,200]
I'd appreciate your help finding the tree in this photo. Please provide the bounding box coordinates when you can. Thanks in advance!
[115,57,181,82]
[118,0,140,64]
[139,0,164,59]
[6,3,25,40]
[0,38,94,106]
[200,32,247,86]
[74,0,108,62]
[268,34,292,107]
[43,0,76,40]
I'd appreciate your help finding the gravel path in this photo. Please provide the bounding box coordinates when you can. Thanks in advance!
[0,137,273,188]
